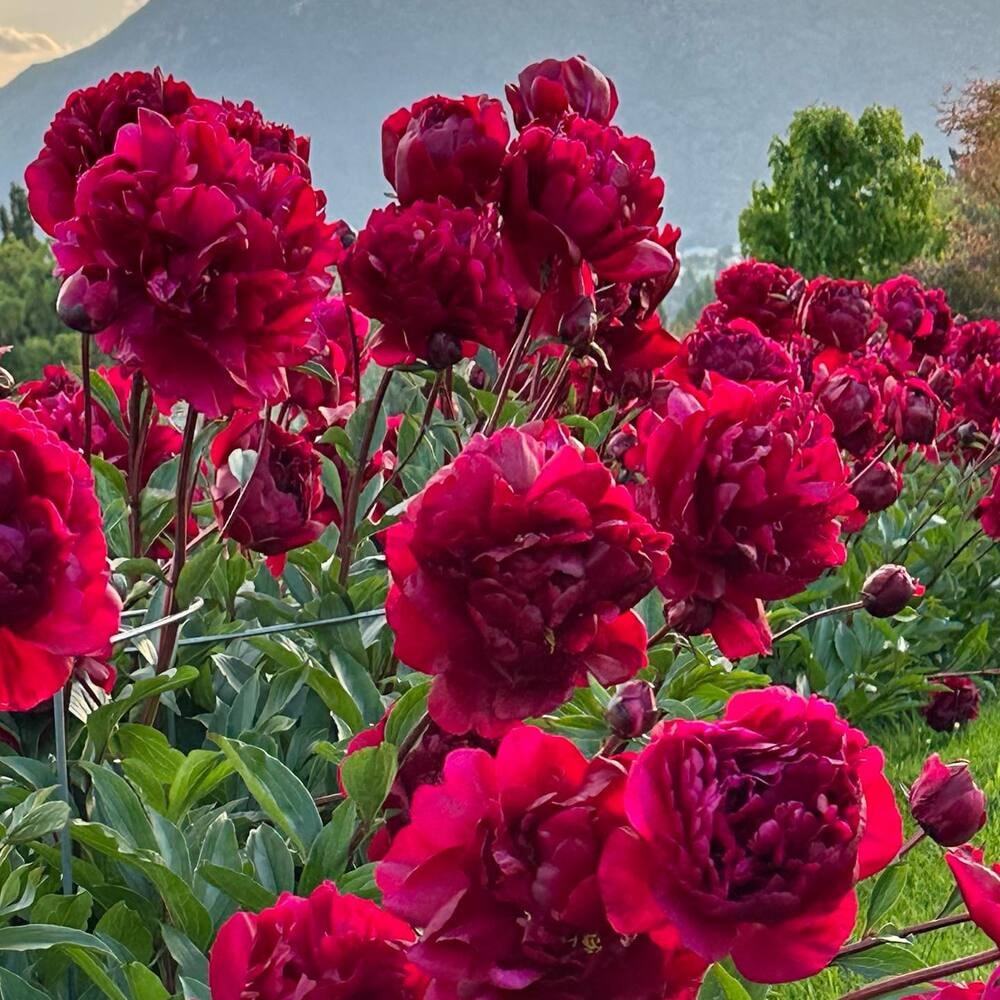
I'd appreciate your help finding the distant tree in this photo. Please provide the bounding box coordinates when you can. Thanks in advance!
[0,183,38,245]
[671,273,716,334]
[739,105,947,282]
[917,79,1000,318]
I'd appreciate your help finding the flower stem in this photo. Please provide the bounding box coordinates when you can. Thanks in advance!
[771,600,865,642]
[897,829,926,859]
[530,346,576,420]
[484,309,534,436]
[80,335,93,464]
[126,374,151,560]
[836,912,969,959]
[836,947,1000,1000]
[848,439,895,488]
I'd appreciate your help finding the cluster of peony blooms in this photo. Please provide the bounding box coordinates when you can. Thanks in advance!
[14,55,997,1000]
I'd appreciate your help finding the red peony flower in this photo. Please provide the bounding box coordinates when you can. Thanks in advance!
[873,275,935,347]
[209,882,427,1000]
[52,109,336,418]
[601,315,681,400]
[800,277,877,352]
[909,754,987,847]
[377,725,706,999]
[0,402,121,710]
[954,358,1000,436]
[946,847,1000,947]
[946,319,1000,372]
[884,376,941,445]
[384,421,671,736]
[210,412,335,558]
[631,377,854,658]
[500,117,670,298]
[25,68,197,236]
[813,359,887,458]
[382,94,510,208]
[922,676,980,732]
[340,198,515,368]
[287,297,369,417]
[978,467,1000,540]
[599,687,902,983]
[713,260,804,341]
[683,317,801,388]
[506,55,618,130]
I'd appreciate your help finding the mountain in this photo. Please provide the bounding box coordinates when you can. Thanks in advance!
[0,0,997,251]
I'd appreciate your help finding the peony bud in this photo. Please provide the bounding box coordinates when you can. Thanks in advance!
[425,331,464,370]
[666,596,716,637]
[56,267,118,334]
[860,564,922,617]
[851,460,902,514]
[558,295,598,349]
[605,679,657,739]
[909,754,987,846]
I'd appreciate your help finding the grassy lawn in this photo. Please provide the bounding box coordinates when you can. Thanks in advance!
[778,697,1000,999]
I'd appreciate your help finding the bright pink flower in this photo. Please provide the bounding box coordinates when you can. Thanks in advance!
[923,677,980,731]
[382,94,510,207]
[209,882,427,1000]
[978,467,1000,540]
[25,68,197,235]
[341,198,515,368]
[946,847,1000,947]
[52,109,336,418]
[0,403,120,710]
[500,117,670,298]
[631,377,854,658]
[211,413,335,557]
[713,260,804,341]
[600,688,902,983]
[800,278,877,352]
[683,317,801,388]
[378,725,707,999]
[900,982,986,1000]
[506,55,619,129]
[385,422,671,736]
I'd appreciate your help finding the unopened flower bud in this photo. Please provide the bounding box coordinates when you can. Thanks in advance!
[909,754,987,846]
[861,564,922,618]
[559,296,598,349]
[56,267,118,334]
[605,679,657,739]
[851,460,902,514]
[666,597,715,636]
[426,330,463,370]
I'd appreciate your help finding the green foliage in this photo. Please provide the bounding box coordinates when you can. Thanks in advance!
[739,105,948,281]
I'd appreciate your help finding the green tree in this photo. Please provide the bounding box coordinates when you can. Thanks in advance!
[739,105,947,282]
[0,182,38,245]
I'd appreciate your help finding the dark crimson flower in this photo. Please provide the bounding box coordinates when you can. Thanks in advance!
[210,412,335,558]
[813,359,887,458]
[599,688,902,983]
[860,564,923,618]
[602,315,681,400]
[946,847,1000,946]
[209,882,427,1000]
[384,422,671,736]
[885,376,941,445]
[506,55,618,130]
[382,94,510,208]
[946,319,1000,372]
[605,679,658,739]
[953,358,1000,435]
[978,467,1000,540]
[18,365,180,485]
[923,677,981,732]
[630,378,854,658]
[52,109,337,419]
[873,275,934,343]
[500,117,670,298]
[713,260,804,341]
[25,68,197,235]
[378,725,706,999]
[339,704,498,861]
[287,297,369,416]
[683,317,801,388]
[850,460,902,516]
[0,403,120,710]
[341,198,515,368]
[909,754,987,847]
[55,266,119,334]
[800,277,877,352]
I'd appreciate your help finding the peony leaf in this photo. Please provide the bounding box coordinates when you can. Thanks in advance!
[125,963,171,1000]
[697,963,753,1000]
[0,967,50,1000]
[211,736,322,856]
[834,942,924,980]
[246,825,296,896]
[864,862,909,934]
[339,743,397,827]
[94,902,153,965]
[166,750,233,823]
[0,923,113,955]
[195,864,277,913]
[299,800,357,896]
[61,945,128,1000]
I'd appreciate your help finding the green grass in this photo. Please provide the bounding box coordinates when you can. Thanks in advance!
[778,698,1000,999]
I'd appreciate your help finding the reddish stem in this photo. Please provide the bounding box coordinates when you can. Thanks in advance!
[836,948,1000,1000]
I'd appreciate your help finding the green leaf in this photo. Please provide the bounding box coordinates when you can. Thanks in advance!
[115,724,185,784]
[306,668,363,733]
[698,963,753,1000]
[31,890,92,929]
[0,923,112,955]
[211,736,322,855]
[166,750,233,822]
[62,945,128,1000]
[246,825,295,896]
[95,902,153,965]
[177,541,224,611]
[125,963,171,1000]
[196,864,277,912]
[865,863,908,933]
[299,800,357,895]
[0,968,50,1000]
[339,743,397,826]
[0,757,57,791]
[79,763,157,852]
[88,370,126,435]
[5,800,69,844]
[160,924,209,983]
[383,683,430,746]
[834,942,925,979]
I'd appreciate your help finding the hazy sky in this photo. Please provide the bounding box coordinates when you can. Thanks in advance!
[0,1,145,85]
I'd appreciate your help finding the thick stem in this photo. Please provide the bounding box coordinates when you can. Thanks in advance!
[80,336,93,464]
[126,375,151,560]
[897,829,926,859]
[836,912,970,959]
[647,622,672,648]
[337,368,394,586]
[848,439,895,488]
[836,948,1000,1000]
[530,346,576,421]
[52,687,73,896]
[771,600,865,643]
[484,309,534,436]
